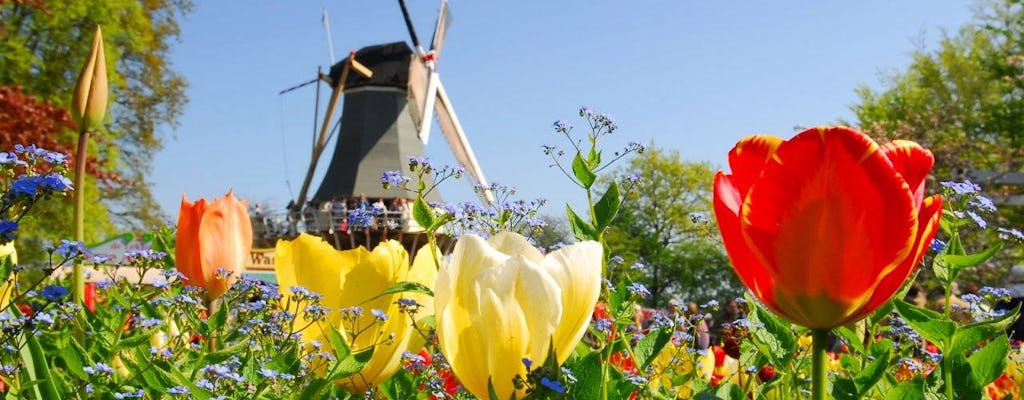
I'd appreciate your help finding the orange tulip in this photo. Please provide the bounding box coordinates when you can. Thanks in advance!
[175,190,252,300]
[713,127,942,329]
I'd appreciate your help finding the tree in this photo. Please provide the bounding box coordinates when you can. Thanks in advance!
[0,0,192,232]
[605,145,742,307]
[532,214,573,252]
[0,86,115,262]
[850,0,1024,288]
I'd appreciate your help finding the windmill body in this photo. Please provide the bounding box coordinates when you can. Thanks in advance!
[313,42,439,202]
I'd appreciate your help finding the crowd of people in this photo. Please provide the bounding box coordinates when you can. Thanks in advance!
[250,194,413,240]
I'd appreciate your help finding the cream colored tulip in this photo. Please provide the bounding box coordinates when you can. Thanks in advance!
[274,233,436,393]
[435,232,602,399]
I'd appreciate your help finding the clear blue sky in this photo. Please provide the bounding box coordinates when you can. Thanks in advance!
[152,1,978,221]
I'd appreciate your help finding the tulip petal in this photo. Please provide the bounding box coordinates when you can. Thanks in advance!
[197,191,252,299]
[436,235,511,399]
[275,233,346,341]
[855,194,943,321]
[727,134,784,197]
[741,127,918,328]
[488,231,545,264]
[175,195,206,290]
[881,140,934,206]
[542,240,603,363]
[713,172,782,317]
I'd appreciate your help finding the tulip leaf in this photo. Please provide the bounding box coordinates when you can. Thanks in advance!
[20,332,60,400]
[413,198,435,230]
[893,300,956,350]
[572,153,596,189]
[298,377,331,399]
[633,327,672,370]
[967,334,1009,389]
[566,205,596,241]
[364,281,435,304]
[593,181,621,233]
[949,303,1019,355]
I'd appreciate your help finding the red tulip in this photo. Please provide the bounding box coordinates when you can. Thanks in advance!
[713,127,942,329]
[83,282,96,313]
[175,190,252,300]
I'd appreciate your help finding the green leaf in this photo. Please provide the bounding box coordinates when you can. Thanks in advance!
[884,380,924,400]
[593,181,621,233]
[297,377,331,399]
[566,205,596,241]
[331,347,374,379]
[714,382,743,400]
[566,352,602,400]
[967,334,1009,389]
[209,302,229,334]
[633,327,672,370]
[0,252,12,286]
[893,300,956,349]
[379,369,415,400]
[20,332,60,400]
[747,299,797,367]
[362,281,434,303]
[428,212,455,232]
[327,324,352,360]
[831,377,857,400]
[854,347,890,395]
[945,243,1002,269]
[572,153,596,189]
[950,353,983,400]
[949,303,1019,355]
[834,326,866,355]
[413,198,435,230]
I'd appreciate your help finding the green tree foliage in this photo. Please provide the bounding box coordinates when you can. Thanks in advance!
[605,145,741,307]
[851,0,1024,287]
[532,214,573,252]
[0,0,192,232]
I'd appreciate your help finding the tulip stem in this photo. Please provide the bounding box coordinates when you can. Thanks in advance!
[811,329,829,400]
[71,129,89,305]
[206,298,220,352]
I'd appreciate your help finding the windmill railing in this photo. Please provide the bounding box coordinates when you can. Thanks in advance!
[250,207,418,246]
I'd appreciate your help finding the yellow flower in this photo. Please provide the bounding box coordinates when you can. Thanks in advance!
[274,233,436,393]
[0,241,17,309]
[71,25,108,131]
[434,232,602,400]
[649,343,713,399]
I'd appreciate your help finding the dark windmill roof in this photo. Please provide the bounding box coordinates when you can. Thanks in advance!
[328,42,413,90]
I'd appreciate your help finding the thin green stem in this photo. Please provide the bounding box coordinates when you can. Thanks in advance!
[812,329,830,400]
[943,343,954,400]
[71,129,88,305]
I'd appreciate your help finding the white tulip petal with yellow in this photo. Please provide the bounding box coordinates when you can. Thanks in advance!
[274,233,436,393]
[435,232,602,400]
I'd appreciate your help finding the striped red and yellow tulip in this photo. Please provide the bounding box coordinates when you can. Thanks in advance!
[713,127,942,329]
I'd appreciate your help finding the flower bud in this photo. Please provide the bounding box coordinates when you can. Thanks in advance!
[71,25,108,131]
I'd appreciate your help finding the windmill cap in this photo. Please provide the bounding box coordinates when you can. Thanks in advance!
[328,42,412,90]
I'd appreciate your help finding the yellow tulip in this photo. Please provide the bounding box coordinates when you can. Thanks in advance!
[71,25,108,131]
[274,233,436,393]
[434,232,603,399]
[0,242,16,309]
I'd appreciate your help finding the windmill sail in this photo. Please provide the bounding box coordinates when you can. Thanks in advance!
[434,81,493,203]
[430,0,451,56]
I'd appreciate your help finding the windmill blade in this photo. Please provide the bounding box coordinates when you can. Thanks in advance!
[434,81,494,204]
[429,0,451,56]
[397,0,424,54]
[415,66,441,144]
[406,55,430,130]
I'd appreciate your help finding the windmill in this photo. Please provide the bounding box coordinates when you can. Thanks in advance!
[293,0,493,211]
